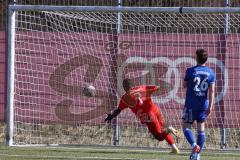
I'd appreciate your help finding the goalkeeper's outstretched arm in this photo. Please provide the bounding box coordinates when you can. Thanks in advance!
[104,78,131,123]
[105,108,121,123]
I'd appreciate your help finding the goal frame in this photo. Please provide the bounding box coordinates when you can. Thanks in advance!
[7,4,240,147]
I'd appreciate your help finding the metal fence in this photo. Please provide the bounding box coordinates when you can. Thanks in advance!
[13,0,240,7]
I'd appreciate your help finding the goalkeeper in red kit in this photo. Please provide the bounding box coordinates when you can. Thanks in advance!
[105,78,180,154]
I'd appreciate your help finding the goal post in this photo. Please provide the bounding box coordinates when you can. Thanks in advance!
[8,5,240,13]
[7,5,240,149]
[7,5,16,146]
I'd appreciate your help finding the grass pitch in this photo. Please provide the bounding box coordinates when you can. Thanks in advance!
[0,144,240,160]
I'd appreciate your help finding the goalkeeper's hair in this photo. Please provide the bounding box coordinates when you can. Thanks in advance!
[123,78,133,92]
[196,48,208,65]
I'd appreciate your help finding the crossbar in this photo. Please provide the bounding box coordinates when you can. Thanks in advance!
[9,5,240,13]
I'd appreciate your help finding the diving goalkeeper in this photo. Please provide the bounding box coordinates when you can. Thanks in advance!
[105,78,180,154]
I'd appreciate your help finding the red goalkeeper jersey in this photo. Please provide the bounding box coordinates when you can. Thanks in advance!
[118,85,160,123]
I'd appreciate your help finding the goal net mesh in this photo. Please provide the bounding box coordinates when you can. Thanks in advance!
[12,9,240,149]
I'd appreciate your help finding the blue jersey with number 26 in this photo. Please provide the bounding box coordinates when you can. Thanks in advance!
[184,65,216,111]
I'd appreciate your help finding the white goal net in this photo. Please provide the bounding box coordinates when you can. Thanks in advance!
[8,6,240,149]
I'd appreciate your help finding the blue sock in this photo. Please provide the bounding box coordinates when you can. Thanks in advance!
[183,128,196,147]
[197,130,205,152]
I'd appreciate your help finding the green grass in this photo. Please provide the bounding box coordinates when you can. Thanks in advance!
[0,144,240,160]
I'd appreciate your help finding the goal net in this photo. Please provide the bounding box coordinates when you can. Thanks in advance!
[8,6,240,149]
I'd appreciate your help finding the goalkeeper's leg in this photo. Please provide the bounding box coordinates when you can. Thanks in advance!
[146,118,180,154]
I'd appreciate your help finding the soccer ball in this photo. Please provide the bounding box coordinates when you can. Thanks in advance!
[83,85,96,97]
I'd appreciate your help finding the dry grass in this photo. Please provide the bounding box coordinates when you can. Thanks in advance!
[0,122,240,150]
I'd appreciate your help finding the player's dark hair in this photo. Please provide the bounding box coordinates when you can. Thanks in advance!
[196,49,208,65]
[122,78,132,92]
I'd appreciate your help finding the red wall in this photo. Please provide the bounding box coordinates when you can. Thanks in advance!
[0,31,6,121]
[0,31,240,128]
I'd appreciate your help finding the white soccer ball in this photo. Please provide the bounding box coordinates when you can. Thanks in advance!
[83,85,96,97]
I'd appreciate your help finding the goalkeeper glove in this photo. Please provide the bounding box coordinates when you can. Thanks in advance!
[105,114,113,122]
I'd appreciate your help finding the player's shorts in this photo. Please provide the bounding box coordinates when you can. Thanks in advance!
[182,107,207,124]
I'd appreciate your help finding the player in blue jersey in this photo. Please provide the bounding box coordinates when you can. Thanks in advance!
[182,49,216,160]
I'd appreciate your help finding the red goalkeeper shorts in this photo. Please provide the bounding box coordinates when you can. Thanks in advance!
[145,109,164,135]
